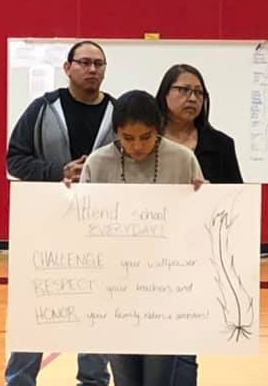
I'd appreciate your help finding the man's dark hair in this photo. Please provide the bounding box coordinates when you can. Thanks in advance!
[67,40,106,63]
[155,64,210,128]
[112,90,164,134]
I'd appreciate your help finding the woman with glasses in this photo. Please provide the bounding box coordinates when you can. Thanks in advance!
[156,64,243,183]
[155,64,243,385]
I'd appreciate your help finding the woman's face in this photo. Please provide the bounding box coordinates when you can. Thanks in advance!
[117,122,157,161]
[166,72,204,123]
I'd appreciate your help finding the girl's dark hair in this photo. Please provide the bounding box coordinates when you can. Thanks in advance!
[155,64,210,128]
[112,90,164,134]
[67,40,106,63]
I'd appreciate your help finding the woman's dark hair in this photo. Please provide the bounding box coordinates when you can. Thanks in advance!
[155,64,210,128]
[112,90,164,134]
[67,40,106,63]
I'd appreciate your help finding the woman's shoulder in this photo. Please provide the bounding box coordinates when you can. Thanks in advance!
[200,124,235,145]
[89,142,117,158]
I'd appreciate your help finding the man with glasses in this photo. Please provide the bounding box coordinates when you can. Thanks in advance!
[6,40,115,386]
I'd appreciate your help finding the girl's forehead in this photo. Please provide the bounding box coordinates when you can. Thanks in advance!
[118,123,156,135]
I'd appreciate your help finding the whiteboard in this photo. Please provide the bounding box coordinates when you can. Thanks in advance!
[7,38,268,183]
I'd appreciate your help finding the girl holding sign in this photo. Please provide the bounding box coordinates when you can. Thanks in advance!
[79,90,203,386]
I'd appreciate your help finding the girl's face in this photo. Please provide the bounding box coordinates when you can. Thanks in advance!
[166,72,204,123]
[117,122,157,161]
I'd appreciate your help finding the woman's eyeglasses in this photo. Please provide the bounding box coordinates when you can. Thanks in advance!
[170,86,205,99]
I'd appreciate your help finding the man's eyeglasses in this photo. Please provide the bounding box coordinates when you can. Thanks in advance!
[170,86,205,99]
[71,58,106,69]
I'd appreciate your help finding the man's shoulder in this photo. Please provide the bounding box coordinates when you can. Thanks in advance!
[26,89,61,113]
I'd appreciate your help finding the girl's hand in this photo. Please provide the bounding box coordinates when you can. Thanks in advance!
[192,178,209,191]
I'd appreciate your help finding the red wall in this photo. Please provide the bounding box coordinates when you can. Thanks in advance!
[0,0,267,243]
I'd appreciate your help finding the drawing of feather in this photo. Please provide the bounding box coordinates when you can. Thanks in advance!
[205,195,254,342]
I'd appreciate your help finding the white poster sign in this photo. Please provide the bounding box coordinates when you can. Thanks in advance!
[8,183,261,355]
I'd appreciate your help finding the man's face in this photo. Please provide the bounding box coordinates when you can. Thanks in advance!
[64,44,106,94]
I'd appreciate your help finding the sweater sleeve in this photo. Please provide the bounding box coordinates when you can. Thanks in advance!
[7,98,64,181]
